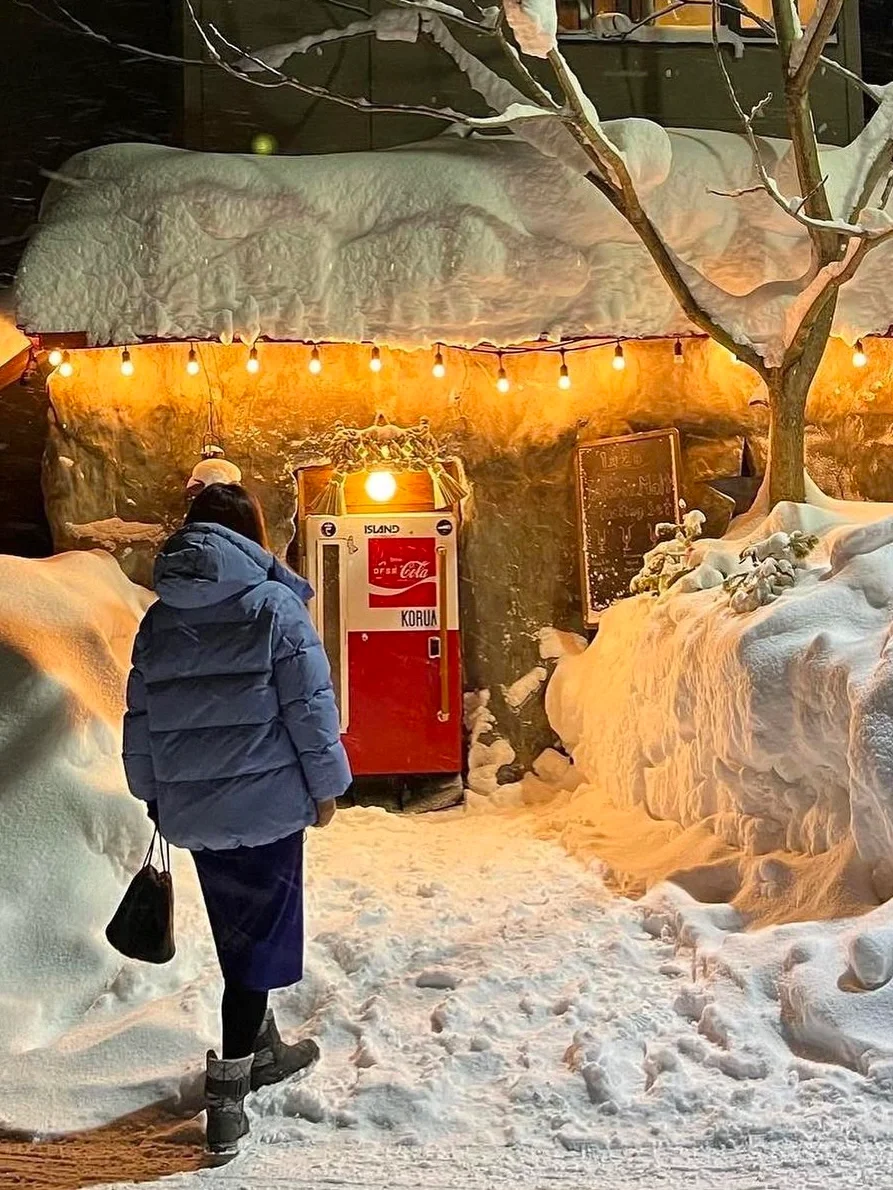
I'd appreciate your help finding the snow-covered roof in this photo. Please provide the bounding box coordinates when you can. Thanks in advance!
[14,132,893,353]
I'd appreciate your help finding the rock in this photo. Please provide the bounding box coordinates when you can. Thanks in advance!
[847,928,893,991]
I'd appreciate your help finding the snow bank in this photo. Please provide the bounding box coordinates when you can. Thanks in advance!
[0,551,149,1055]
[15,132,893,351]
[547,495,893,880]
[0,552,220,1132]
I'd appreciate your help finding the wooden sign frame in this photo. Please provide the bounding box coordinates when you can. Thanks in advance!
[575,428,683,627]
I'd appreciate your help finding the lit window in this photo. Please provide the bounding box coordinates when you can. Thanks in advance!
[653,0,817,27]
[556,0,820,34]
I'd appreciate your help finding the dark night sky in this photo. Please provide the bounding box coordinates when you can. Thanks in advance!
[1,1,892,286]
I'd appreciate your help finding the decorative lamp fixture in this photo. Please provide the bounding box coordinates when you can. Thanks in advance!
[364,469,397,503]
[186,346,200,375]
[246,345,260,374]
[369,345,382,373]
[853,339,868,368]
[612,341,626,371]
[47,348,63,368]
[674,338,684,365]
[309,344,322,374]
[432,345,446,379]
[120,348,134,377]
[558,349,571,390]
[496,352,510,393]
[58,351,73,377]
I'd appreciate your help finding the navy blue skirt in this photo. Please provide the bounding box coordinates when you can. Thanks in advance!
[192,830,305,991]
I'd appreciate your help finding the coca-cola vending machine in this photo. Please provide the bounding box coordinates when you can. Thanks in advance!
[304,512,462,777]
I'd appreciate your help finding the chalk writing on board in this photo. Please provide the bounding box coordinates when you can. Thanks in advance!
[575,429,683,624]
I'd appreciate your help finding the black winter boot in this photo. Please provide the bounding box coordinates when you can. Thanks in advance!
[251,1009,320,1090]
[204,1050,253,1158]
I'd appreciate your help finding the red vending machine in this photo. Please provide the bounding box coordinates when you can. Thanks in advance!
[305,512,463,777]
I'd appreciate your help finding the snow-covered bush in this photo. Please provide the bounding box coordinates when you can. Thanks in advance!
[723,529,819,613]
[630,509,706,597]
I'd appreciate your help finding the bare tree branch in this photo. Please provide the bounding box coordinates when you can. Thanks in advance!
[789,0,846,86]
[184,2,479,125]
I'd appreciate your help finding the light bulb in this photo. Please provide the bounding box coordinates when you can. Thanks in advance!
[58,351,73,378]
[496,369,510,394]
[853,339,868,368]
[120,347,134,377]
[186,346,200,376]
[558,351,571,390]
[246,345,260,373]
[48,348,63,368]
[432,346,445,379]
[612,342,626,371]
[674,338,684,365]
[309,345,322,374]
[364,469,397,503]
[369,345,382,373]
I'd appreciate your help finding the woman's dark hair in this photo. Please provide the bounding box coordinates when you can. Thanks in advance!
[186,483,269,550]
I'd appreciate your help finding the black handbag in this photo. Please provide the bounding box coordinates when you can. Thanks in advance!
[105,829,175,964]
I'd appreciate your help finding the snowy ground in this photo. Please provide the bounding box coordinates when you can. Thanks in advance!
[7,805,893,1188]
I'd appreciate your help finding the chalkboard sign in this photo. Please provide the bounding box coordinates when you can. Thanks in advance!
[575,429,683,624]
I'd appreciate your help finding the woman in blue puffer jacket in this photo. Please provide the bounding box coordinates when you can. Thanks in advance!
[123,483,351,1158]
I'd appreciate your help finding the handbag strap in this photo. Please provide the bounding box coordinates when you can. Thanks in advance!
[143,828,172,875]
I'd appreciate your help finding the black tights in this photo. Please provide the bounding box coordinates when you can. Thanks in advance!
[221,982,269,1059]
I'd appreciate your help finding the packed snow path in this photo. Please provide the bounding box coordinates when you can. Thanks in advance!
[8,806,893,1189]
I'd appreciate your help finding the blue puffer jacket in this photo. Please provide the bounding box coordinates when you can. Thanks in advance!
[123,523,352,850]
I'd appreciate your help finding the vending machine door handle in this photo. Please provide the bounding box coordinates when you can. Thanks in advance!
[436,544,450,723]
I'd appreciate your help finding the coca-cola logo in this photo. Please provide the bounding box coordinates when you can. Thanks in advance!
[368,538,437,608]
[399,560,431,580]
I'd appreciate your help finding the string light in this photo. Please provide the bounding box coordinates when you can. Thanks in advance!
[612,341,626,371]
[186,346,200,376]
[309,345,322,374]
[47,348,63,368]
[246,345,260,374]
[674,338,684,365]
[58,351,73,378]
[120,348,134,377]
[496,352,510,393]
[558,348,571,390]
[369,345,382,373]
[432,345,446,379]
[853,339,868,368]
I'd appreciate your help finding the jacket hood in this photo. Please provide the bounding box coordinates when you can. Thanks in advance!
[154,523,313,609]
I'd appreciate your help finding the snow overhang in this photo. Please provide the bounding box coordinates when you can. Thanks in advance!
[14,136,893,357]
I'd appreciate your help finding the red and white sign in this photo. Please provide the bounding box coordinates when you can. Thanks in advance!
[368,538,436,608]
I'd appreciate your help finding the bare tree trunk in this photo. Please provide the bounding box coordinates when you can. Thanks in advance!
[765,297,836,506]
[766,371,808,506]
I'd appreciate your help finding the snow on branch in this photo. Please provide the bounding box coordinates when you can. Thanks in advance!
[502,0,557,58]
[709,4,892,246]
[236,11,423,71]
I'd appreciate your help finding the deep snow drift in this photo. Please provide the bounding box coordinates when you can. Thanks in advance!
[548,491,893,899]
[15,129,893,353]
[0,551,153,1058]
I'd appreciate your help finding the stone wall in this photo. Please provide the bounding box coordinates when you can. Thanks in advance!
[42,336,893,766]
